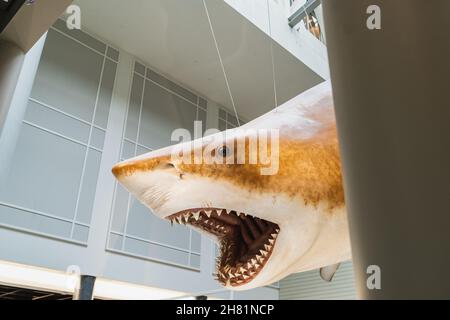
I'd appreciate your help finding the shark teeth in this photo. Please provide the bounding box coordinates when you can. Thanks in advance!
[168,208,244,225]
[166,208,281,287]
[192,211,200,220]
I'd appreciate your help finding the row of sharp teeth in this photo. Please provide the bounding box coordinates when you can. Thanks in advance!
[168,208,280,286]
[169,209,240,225]
[217,230,279,285]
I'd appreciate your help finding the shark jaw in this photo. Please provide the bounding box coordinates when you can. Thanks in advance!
[113,168,349,290]
[166,208,280,287]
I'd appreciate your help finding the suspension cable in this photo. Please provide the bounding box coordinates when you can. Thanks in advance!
[202,0,240,126]
[266,0,278,109]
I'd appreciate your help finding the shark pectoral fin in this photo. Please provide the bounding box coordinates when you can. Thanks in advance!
[319,263,341,282]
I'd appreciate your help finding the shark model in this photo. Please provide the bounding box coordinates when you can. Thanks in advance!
[112,81,351,290]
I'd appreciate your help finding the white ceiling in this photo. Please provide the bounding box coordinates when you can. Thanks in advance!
[74,0,323,120]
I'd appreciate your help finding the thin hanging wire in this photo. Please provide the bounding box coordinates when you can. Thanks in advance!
[202,0,240,126]
[266,0,278,109]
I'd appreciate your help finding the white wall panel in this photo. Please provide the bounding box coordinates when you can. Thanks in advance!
[0,124,85,219]
[31,30,104,122]
[0,21,118,244]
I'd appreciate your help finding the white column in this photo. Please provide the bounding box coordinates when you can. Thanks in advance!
[0,33,47,183]
[86,51,133,273]
[323,0,450,299]
[0,41,24,130]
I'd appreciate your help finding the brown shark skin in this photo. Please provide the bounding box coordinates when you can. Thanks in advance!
[112,108,344,212]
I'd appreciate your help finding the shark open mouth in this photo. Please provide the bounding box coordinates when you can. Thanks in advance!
[167,208,280,287]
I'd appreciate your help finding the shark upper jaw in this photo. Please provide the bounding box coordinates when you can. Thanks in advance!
[166,208,280,288]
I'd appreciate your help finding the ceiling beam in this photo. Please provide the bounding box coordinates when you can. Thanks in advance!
[0,0,26,33]
[0,0,73,52]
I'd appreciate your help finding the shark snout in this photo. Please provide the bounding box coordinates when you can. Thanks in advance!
[112,143,179,178]
[111,157,178,179]
[111,148,185,215]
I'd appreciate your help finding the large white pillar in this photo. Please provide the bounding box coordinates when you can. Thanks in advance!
[322,0,450,299]
[0,33,47,182]
[0,40,25,131]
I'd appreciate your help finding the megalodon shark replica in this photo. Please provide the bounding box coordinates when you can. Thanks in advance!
[112,81,351,290]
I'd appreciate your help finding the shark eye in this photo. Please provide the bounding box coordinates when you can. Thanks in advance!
[217,145,231,158]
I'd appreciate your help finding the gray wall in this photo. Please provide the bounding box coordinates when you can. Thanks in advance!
[0,19,278,299]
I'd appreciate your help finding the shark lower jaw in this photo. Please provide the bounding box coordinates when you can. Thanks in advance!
[166,208,280,287]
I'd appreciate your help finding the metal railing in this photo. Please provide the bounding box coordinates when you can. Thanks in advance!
[288,0,325,43]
